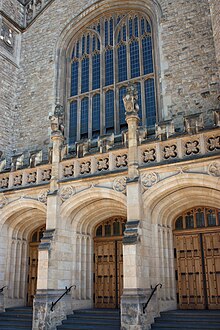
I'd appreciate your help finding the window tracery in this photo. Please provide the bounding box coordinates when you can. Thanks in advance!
[68,12,156,144]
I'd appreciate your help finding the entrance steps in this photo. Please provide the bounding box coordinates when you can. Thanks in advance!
[0,307,32,329]
[151,310,220,329]
[57,309,121,330]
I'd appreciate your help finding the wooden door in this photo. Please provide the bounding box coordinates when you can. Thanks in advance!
[203,232,220,309]
[27,226,45,306]
[94,239,123,308]
[174,232,220,310]
[27,243,39,306]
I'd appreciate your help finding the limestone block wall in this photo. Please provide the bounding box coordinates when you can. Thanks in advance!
[2,0,219,159]
[0,0,25,27]
[209,0,220,74]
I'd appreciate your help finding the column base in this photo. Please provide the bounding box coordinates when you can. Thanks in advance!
[33,289,72,330]
[121,288,160,330]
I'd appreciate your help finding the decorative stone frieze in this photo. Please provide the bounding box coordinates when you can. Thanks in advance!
[13,175,22,186]
[113,176,127,194]
[208,162,220,177]
[80,161,91,175]
[63,165,74,178]
[142,148,156,163]
[27,172,37,184]
[207,136,220,152]
[163,145,177,159]
[41,169,51,181]
[0,193,8,209]
[116,154,128,168]
[38,190,49,204]
[0,177,9,189]
[185,140,200,156]
[141,172,158,189]
[59,186,75,202]
[97,158,109,171]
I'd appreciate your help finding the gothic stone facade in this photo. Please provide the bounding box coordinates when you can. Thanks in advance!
[0,0,220,329]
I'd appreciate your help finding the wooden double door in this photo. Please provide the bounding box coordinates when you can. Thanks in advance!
[174,231,220,309]
[94,239,123,308]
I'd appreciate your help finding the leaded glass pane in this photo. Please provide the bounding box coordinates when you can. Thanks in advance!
[118,44,127,82]
[130,40,140,78]
[105,49,114,86]
[186,213,194,229]
[207,209,217,227]
[69,101,77,144]
[92,54,100,90]
[81,98,89,139]
[142,36,153,74]
[175,216,183,230]
[113,222,120,236]
[196,210,205,228]
[105,20,108,46]
[71,61,78,96]
[119,86,127,131]
[145,79,156,127]
[81,57,89,93]
[92,94,100,138]
[134,16,139,37]
[110,18,113,46]
[105,90,114,133]
[129,18,133,38]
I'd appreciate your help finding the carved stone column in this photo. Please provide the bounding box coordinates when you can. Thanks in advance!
[121,86,156,329]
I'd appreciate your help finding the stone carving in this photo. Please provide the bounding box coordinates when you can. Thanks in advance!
[207,136,220,152]
[137,126,148,144]
[208,162,220,177]
[13,175,22,186]
[213,109,220,127]
[76,140,90,158]
[63,165,74,177]
[0,194,8,209]
[0,22,14,49]
[41,169,51,181]
[97,158,109,171]
[29,150,42,168]
[185,140,199,155]
[156,120,175,141]
[123,84,139,116]
[98,134,114,153]
[184,113,204,135]
[0,152,6,172]
[0,177,9,189]
[80,161,91,175]
[116,154,128,168]
[11,154,24,171]
[49,104,65,135]
[163,145,177,159]
[26,3,34,22]
[27,172,37,184]
[143,148,156,163]
[141,172,158,189]
[38,190,49,204]
[113,176,127,194]
[59,186,75,202]
[35,0,42,12]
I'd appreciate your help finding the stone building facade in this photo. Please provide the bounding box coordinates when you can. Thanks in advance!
[0,0,220,329]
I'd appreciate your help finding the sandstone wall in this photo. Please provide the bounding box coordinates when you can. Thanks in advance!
[209,0,220,75]
[2,0,220,159]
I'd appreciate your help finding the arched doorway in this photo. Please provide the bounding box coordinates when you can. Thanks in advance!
[27,225,45,306]
[173,207,220,310]
[94,217,126,309]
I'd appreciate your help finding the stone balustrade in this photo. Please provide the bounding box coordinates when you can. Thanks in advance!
[0,129,219,191]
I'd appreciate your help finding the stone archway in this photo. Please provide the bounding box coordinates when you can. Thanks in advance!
[0,200,46,308]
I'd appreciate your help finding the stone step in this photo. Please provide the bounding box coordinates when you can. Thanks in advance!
[152,310,220,329]
[57,309,120,330]
[0,307,32,329]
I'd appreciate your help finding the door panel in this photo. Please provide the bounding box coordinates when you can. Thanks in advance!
[94,239,123,308]
[27,244,38,306]
[175,231,220,310]
[175,234,205,309]
[203,232,220,309]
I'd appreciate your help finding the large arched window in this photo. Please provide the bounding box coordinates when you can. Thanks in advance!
[68,12,157,144]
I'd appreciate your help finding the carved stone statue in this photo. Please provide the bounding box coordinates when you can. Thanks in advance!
[123,84,139,116]
[0,151,6,173]
[49,104,65,135]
